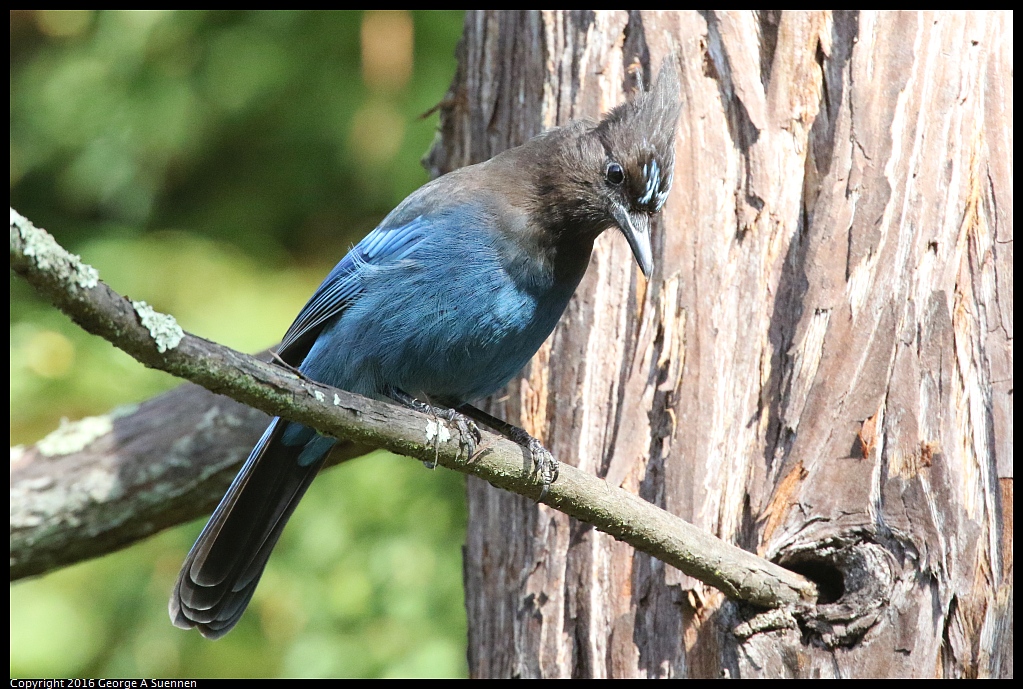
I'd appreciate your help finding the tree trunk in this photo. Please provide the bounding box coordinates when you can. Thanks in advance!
[429,10,1012,678]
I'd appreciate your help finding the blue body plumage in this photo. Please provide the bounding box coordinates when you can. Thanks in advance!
[300,203,580,404]
[171,62,681,638]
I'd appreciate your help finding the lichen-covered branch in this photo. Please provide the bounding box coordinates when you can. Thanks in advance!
[10,378,377,580]
[10,207,817,607]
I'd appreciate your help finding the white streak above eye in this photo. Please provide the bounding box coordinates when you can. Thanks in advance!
[639,159,661,206]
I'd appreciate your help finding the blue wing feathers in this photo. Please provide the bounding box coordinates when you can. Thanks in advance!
[277,215,433,361]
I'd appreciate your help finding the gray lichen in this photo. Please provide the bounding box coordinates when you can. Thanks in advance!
[36,415,113,457]
[131,300,184,353]
[11,208,99,290]
[425,419,452,444]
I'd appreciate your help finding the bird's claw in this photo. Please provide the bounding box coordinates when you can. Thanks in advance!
[529,437,558,500]
[391,390,480,467]
[442,408,482,460]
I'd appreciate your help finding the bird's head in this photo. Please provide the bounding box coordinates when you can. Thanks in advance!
[493,58,680,279]
[590,60,681,277]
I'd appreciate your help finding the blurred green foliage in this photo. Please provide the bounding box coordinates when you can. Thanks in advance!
[10,10,468,678]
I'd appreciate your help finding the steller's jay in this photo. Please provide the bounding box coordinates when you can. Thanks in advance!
[170,61,681,639]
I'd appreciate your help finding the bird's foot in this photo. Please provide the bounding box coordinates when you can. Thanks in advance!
[502,426,558,499]
[454,404,560,499]
[390,390,481,466]
[439,407,482,463]
[525,435,558,500]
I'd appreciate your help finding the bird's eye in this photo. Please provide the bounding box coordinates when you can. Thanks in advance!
[605,162,625,186]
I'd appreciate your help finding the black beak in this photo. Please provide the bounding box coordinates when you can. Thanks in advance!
[610,203,653,277]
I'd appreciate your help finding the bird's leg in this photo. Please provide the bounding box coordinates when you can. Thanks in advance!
[456,403,558,499]
[388,390,481,465]
[268,349,311,382]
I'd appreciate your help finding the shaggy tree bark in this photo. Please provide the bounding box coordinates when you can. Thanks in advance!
[427,10,1012,678]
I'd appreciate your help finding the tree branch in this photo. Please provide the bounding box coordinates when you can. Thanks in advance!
[10,207,818,607]
[10,379,376,580]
